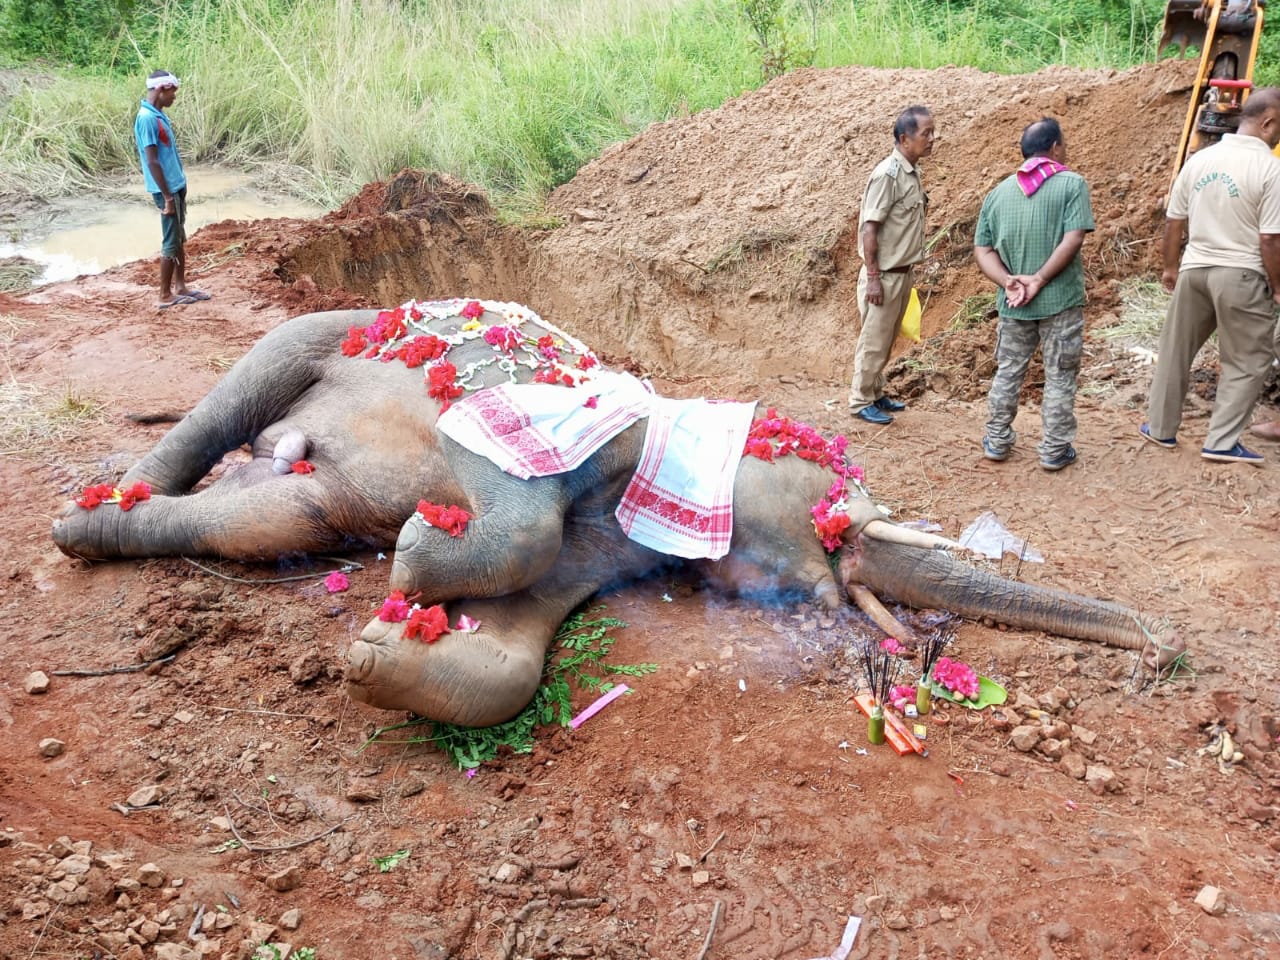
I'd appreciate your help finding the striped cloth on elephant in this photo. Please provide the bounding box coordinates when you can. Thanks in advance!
[614,395,756,560]
[436,372,755,559]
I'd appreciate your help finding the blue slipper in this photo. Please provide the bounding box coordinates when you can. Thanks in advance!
[1139,423,1176,448]
[184,290,212,301]
[158,294,198,308]
[1201,443,1263,465]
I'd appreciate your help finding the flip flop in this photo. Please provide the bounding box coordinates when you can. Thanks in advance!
[158,294,198,309]
[184,290,212,301]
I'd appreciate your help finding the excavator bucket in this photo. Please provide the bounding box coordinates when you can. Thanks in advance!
[1160,0,1213,56]
[1161,0,1267,200]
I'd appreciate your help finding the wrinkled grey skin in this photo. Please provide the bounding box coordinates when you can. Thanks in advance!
[52,309,1182,726]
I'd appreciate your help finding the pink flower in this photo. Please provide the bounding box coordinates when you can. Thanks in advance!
[889,684,915,711]
[933,656,980,700]
[454,614,481,633]
[584,395,598,409]
[482,325,521,352]
[324,571,349,593]
[460,300,484,320]
[378,590,411,622]
[880,637,905,655]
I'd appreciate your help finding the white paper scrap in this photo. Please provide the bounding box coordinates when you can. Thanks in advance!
[805,915,862,960]
[958,511,1044,563]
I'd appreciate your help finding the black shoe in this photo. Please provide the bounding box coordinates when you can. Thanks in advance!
[874,396,906,413]
[854,404,894,425]
[1040,446,1077,472]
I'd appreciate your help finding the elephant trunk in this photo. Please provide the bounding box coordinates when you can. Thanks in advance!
[840,537,1182,666]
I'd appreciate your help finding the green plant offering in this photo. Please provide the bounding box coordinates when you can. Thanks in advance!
[372,849,410,873]
[931,675,1007,710]
[364,608,656,769]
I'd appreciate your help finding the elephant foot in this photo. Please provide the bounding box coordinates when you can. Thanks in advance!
[345,606,551,727]
[52,499,117,560]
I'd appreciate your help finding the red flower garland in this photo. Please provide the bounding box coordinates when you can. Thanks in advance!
[404,604,450,643]
[742,409,866,552]
[75,481,153,511]
[416,500,472,537]
[482,325,521,352]
[427,360,465,410]
[339,300,601,415]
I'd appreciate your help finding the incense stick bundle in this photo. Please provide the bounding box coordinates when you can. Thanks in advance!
[857,636,902,707]
[917,618,957,683]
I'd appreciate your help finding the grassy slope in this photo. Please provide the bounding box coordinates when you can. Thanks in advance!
[0,0,1175,212]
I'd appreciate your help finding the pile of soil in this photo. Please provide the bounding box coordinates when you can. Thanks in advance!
[1,58,1278,960]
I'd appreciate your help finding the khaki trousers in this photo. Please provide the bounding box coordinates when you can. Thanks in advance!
[1147,266,1276,451]
[849,268,913,409]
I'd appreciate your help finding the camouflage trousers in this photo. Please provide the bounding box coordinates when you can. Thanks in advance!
[984,306,1083,460]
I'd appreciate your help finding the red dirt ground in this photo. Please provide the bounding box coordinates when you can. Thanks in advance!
[1,59,1278,960]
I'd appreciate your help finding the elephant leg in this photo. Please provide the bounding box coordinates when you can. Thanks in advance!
[122,310,378,495]
[52,465,392,561]
[347,521,663,726]
[387,472,569,603]
[346,591,570,727]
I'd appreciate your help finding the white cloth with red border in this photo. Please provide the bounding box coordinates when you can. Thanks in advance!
[437,371,756,559]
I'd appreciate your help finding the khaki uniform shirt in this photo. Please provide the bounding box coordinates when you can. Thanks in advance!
[857,147,926,270]
[1169,133,1280,273]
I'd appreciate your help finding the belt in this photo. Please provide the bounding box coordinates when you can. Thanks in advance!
[880,264,914,274]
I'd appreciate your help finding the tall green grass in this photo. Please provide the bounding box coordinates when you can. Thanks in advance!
[0,0,1170,214]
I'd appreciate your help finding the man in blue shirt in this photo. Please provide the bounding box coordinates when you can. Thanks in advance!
[134,70,209,307]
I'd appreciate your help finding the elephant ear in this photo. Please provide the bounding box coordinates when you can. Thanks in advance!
[931,675,1007,710]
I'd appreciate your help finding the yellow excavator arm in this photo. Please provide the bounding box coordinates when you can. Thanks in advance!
[1160,0,1268,196]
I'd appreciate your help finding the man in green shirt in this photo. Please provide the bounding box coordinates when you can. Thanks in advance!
[973,117,1095,471]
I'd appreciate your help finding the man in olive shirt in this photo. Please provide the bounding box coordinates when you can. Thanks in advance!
[849,105,934,426]
[974,117,1094,471]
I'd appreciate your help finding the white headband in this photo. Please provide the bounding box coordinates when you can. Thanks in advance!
[146,74,180,90]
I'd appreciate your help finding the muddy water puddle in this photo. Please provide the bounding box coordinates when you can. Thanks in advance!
[1,165,326,286]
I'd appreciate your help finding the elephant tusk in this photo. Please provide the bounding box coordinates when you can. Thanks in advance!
[848,583,921,645]
[862,518,964,553]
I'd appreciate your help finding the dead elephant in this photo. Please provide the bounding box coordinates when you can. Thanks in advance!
[52,299,1183,726]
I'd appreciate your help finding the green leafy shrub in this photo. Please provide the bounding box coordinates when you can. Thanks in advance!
[365,607,657,770]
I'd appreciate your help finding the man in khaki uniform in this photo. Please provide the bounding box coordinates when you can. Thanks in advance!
[849,105,934,426]
[1142,87,1280,465]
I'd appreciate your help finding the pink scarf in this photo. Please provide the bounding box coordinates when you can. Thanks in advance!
[1016,156,1068,197]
